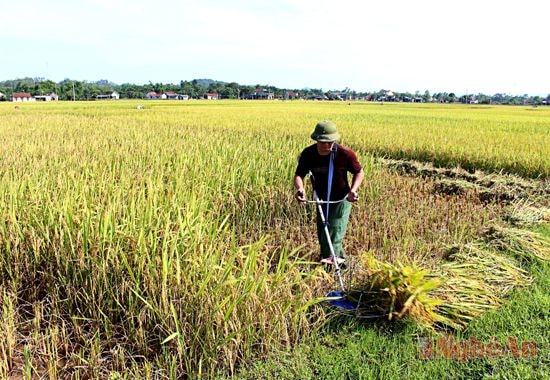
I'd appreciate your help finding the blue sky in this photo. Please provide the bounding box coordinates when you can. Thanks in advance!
[2,0,549,95]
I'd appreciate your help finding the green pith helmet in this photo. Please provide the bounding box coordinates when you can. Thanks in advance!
[311,120,341,142]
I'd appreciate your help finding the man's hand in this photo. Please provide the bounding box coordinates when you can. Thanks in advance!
[347,190,359,202]
[295,189,306,203]
[348,169,364,203]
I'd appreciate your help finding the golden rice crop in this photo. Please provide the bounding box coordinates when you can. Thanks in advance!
[0,100,548,377]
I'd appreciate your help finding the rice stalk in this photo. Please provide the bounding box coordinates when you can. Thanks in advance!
[342,240,535,330]
[434,243,532,329]
[503,200,550,227]
[483,224,550,261]
[344,252,448,327]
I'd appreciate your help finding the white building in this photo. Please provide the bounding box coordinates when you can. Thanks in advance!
[35,93,59,101]
[96,91,120,100]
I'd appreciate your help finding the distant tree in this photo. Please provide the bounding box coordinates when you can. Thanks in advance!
[83,82,107,100]
[191,80,207,96]
[14,81,31,93]
[119,83,145,99]
[0,75,547,103]
[152,83,166,94]
[58,79,85,100]
[227,82,240,99]
[207,82,223,96]
[508,96,522,105]
[238,85,254,98]
[423,90,430,101]
[529,96,543,105]
[179,81,197,98]
[218,87,233,99]
[216,82,243,99]
[477,94,491,104]
[58,81,72,100]
[12,77,38,93]
[33,80,57,95]
[491,93,506,104]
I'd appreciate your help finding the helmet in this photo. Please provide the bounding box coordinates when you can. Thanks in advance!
[311,120,341,142]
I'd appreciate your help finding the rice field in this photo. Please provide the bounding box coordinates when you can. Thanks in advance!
[0,100,548,378]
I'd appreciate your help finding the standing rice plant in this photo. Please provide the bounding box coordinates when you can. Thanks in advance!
[0,289,16,379]
[0,101,334,377]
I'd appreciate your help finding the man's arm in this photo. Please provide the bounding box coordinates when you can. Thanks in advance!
[294,175,306,203]
[348,168,364,202]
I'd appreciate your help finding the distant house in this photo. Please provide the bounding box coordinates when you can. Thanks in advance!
[377,90,396,102]
[35,93,59,101]
[327,91,344,101]
[284,91,299,100]
[146,91,160,99]
[146,91,189,100]
[204,93,219,100]
[96,91,119,100]
[384,90,395,101]
[246,89,274,100]
[331,87,352,101]
[162,91,179,100]
[12,92,35,102]
[0,91,5,100]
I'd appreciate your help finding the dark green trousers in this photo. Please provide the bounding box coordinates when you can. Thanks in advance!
[316,200,352,259]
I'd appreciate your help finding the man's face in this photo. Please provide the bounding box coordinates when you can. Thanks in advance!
[316,141,335,155]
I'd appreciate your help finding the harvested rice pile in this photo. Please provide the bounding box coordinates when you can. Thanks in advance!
[335,221,548,330]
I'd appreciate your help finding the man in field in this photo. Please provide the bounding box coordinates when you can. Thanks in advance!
[294,120,364,264]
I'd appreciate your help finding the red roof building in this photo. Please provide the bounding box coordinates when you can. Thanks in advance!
[12,92,34,102]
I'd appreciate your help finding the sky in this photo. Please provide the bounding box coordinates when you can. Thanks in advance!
[2,0,549,95]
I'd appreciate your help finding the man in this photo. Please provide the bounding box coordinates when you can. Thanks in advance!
[294,120,364,264]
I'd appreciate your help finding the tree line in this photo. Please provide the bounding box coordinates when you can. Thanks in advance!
[1,77,548,105]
